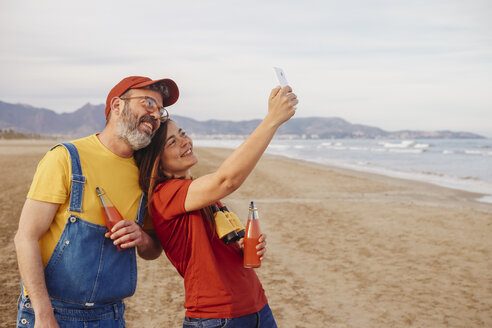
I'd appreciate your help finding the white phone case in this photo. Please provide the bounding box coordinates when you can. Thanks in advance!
[274,67,289,87]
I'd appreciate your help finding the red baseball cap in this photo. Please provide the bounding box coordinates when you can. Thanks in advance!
[105,76,179,118]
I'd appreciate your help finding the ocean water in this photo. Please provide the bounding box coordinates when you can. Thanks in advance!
[193,138,492,203]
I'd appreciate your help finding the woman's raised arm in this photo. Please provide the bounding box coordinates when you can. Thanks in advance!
[184,85,298,212]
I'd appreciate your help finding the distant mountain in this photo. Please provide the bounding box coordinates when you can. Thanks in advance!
[0,100,485,139]
[0,101,106,136]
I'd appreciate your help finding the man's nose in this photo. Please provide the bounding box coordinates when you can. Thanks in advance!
[149,109,161,121]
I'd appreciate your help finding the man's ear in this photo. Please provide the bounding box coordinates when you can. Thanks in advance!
[110,96,124,117]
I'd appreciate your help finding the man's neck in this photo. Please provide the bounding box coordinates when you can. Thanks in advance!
[97,129,134,158]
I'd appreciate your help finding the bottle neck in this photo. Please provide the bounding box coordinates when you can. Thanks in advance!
[249,210,259,220]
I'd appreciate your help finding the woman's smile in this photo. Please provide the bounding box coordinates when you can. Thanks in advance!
[181,148,193,157]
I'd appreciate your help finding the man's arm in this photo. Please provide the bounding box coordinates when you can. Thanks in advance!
[136,229,163,260]
[14,199,61,327]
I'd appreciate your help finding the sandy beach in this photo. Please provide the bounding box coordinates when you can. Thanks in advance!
[1,140,491,327]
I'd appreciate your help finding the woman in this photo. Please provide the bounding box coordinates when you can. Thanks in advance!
[135,85,298,327]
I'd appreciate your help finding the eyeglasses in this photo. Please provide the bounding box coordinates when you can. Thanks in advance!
[120,96,169,122]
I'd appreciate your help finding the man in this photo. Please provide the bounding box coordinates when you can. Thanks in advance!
[14,76,179,327]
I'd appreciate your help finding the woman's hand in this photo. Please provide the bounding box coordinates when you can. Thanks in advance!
[267,85,298,127]
[238,233,267,261]
[256,233,267,261]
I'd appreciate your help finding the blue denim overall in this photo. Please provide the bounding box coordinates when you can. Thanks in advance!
[17,142,146,328]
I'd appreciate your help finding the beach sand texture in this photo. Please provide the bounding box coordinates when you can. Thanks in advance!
[1,141,491,327]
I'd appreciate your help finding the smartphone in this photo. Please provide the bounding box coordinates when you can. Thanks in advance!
[273,67,297,109]
[274,67,289,87]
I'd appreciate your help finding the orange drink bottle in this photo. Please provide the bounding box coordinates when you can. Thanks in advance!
[243,201,262,268]
[96,187,123,251]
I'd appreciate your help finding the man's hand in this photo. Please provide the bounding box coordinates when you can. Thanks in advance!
[105,220,144,249]
[106,220,163,260]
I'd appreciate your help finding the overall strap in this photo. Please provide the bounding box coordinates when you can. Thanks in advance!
[135,193,147,227]
[56,142,86,213]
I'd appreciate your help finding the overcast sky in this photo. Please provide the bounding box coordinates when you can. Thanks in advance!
[1,0,491,136]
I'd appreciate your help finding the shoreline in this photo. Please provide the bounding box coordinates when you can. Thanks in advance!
[1,138,490,202]
[261,151,492,213]
[194,141,492,205]
[271,152,492,206]
[307,158,492,204]
[0,137,490,206]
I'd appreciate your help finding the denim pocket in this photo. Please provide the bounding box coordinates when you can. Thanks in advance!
[183,317,229,328]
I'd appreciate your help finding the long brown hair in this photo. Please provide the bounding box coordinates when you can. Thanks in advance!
[134,120,216,232]
[134,119,171,206]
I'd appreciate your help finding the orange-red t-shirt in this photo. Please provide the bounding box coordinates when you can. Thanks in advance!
[150,179,267,318]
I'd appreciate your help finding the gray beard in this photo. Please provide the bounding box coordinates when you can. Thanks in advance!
[116,104,153,150]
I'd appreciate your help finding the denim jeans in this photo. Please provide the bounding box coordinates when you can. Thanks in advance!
[183,303,277,328]
[17,295,126,328]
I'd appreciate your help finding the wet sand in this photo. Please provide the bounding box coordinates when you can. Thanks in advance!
[1,141,491,327]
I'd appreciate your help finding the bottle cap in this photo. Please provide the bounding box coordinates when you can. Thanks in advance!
[96,187,105,197]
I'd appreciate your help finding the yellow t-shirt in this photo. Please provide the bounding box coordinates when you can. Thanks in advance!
[27,134,150,267]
